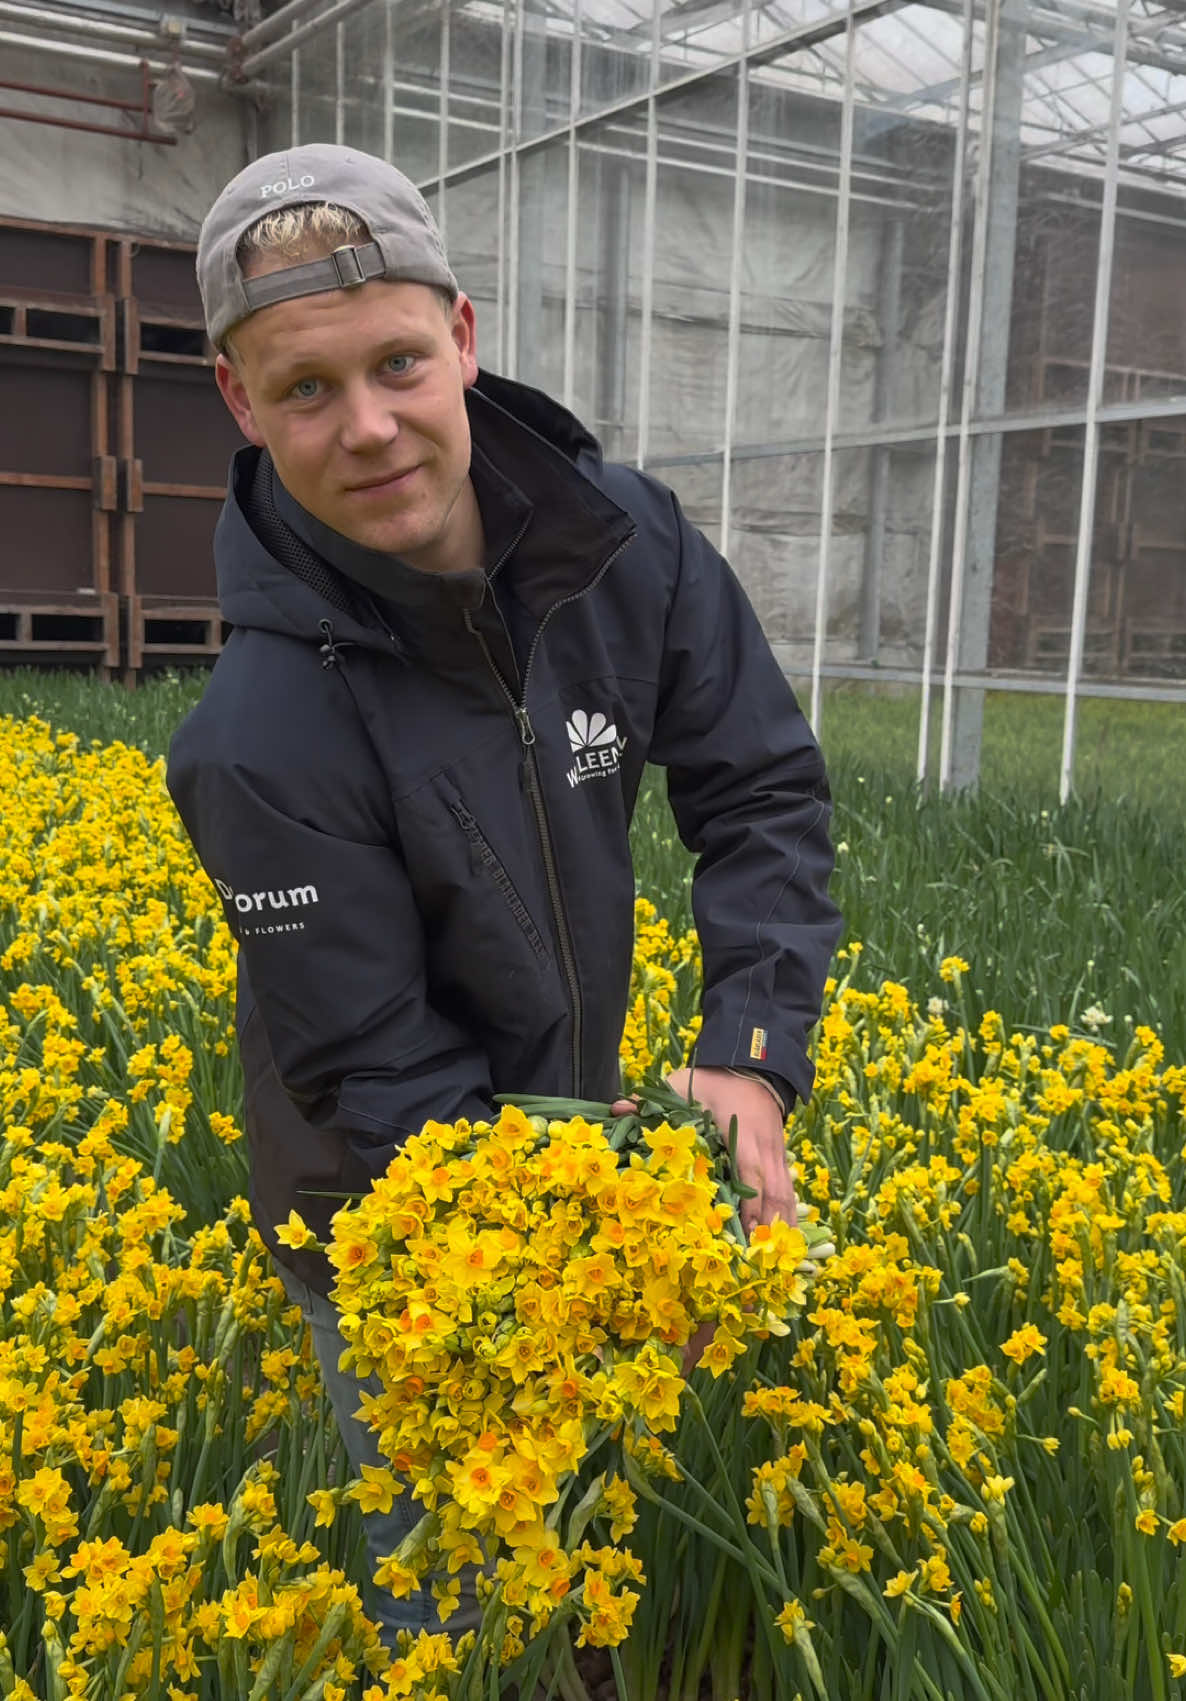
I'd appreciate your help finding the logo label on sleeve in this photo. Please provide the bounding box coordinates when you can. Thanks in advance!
[213,878,318,937]
[749,1027,768,1062]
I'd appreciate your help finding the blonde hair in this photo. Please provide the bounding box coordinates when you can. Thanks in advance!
[237,201,370,269]
[223,200,452,360]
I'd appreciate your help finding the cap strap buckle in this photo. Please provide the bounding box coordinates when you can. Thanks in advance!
[236,240,388,319]
[330,244,367,288]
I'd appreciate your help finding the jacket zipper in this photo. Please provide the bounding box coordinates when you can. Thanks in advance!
[462,529,634,1095]
[464,609,585,1090]
[449,798,549,962]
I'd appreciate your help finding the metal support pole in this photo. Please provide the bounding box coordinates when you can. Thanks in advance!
[861,214,904,661]
[437,5,449,251]
[719,0,750,562]
[507,0,525,380]
[515,0,549,386]
[495,0,511,373]
[939,0,1026,792]
[809,0,857,736]
[597,157,630,458]
[916,0,974,784]
[291,34,300,145]
[335,19,343,145]
[240,0,328,52]
[1060,0,1130,802]
[635,3,661,469]
[562,0,582,410]
[382,0,393,162]
[240,0,376,76]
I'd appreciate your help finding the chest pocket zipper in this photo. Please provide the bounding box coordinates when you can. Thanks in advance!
[449,801,550,964]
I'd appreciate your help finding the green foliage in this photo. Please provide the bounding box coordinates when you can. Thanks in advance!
[1,667,1181,1058]
[0,669,206,755]
[631,745,1185,1061]
[806,683,1186,818]
[2,669,1185,1698]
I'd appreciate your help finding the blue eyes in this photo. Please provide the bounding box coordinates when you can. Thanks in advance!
[285,355,414,401]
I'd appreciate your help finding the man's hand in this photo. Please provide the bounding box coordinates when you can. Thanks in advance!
[664,1065,796,1238]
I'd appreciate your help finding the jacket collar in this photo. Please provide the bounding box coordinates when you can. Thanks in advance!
[226,371,635,641]
[466,379,635,619]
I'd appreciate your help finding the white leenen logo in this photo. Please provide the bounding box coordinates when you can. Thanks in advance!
[565,708,627,788]
[213,878,318,937]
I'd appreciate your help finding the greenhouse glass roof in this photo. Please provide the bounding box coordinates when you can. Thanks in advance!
[455,0,1186,184]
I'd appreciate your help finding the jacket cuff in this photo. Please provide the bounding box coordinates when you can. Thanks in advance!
[694,1026,814,1110]
[722,1065,794,1118]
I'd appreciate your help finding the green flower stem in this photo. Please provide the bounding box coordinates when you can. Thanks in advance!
[622,1450,768,1579]
[903,1594,1003,1701]
[278,1601,349,1701]
[609,1645,631,1701]
[685,1388,793,1698]
[247,1629,293,1701]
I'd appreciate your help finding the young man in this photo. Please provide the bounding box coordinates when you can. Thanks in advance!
[167,143,842,1639]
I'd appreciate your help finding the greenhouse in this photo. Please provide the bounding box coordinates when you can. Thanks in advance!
[5,6,1186,1701]
[3,0,1186,788]
[244,0,1186,793]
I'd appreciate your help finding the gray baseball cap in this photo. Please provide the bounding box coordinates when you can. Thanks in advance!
[197,143,458,349]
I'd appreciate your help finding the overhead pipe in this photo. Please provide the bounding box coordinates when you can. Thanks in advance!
[237,0,330,51]
[30,0,234,40]
[0,0,227,60]
[0,26,226,82]
[0,107,176,139]
[239,0,378,76]
[0,63,176,143]
[1,70,159,110]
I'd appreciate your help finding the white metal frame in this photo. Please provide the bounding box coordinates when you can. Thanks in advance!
[1059,0,1131,801]
[916,0,975,783]
[562,0,583,409]
[937,0,1004,790]
[718,0,749,563]
[265,0,1185,792]
[635,3,662,470]
[809,0,858,734]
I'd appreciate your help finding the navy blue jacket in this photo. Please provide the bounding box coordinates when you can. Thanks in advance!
[167,371,841,1290]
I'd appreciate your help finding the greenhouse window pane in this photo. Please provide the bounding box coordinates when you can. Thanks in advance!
[515,144,570,396]
[725,449,825,669]
[446,5,505,170]
[645,74,739,460]
[341,0,389,157]
[294,40,337,145]
[572,117,648,462]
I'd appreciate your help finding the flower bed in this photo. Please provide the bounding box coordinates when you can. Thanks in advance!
[3,713,1186,1698]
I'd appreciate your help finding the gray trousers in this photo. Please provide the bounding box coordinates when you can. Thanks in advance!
[281,1270,482,1647]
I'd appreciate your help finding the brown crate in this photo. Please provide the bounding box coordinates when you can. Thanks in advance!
[0,221,96,297]
[0,591,118,667]
[125,596,226,672]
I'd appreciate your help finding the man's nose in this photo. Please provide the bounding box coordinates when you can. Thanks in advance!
[338,380,399,454]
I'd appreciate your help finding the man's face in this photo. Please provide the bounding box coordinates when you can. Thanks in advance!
[215,275,479,571]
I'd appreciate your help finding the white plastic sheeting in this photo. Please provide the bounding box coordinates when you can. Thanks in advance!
[0,43,248,235]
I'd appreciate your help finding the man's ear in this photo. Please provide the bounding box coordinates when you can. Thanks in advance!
[215,352,266,446]
[452,294,479,390]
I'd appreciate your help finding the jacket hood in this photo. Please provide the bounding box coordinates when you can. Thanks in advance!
[213,370,629,649]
